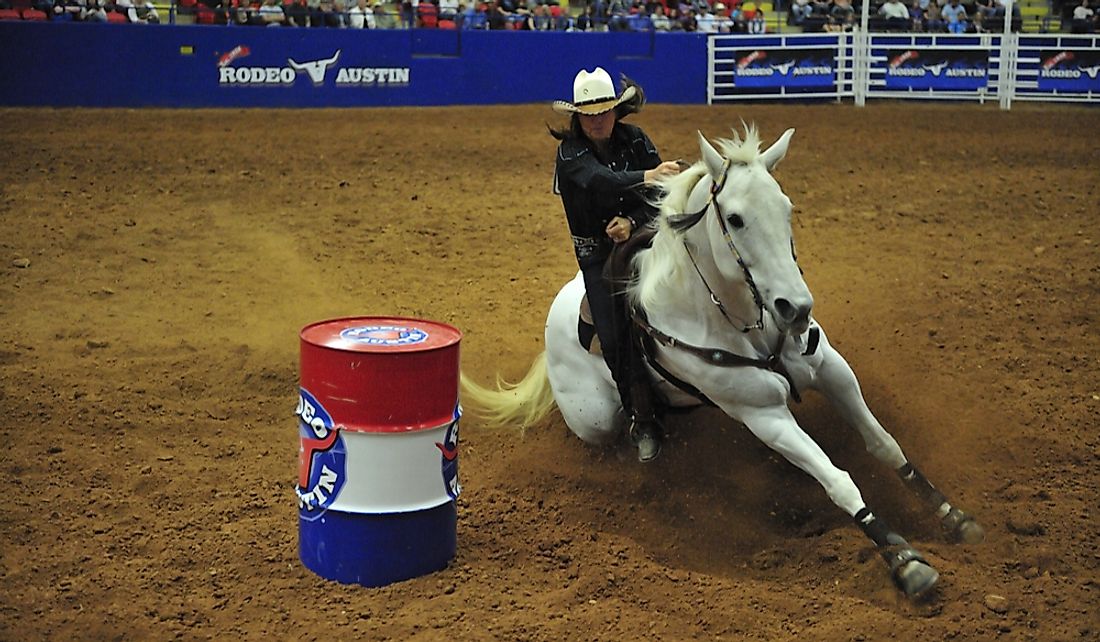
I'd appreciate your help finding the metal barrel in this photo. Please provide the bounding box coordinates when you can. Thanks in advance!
[297,316,461,587]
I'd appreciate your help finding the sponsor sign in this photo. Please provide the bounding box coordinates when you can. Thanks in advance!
[215,45,410,88]
[728,48,836,89]
[1037,50,1100,92]
[884,49,989,91]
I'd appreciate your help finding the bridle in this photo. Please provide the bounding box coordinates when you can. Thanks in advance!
[679,158,767,333]
[630,157,815,403]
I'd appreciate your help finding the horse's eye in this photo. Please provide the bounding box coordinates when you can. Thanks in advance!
[728,213,745,229]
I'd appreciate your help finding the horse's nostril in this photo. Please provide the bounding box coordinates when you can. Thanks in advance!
[776,298,812,324]
[775,298,795,320]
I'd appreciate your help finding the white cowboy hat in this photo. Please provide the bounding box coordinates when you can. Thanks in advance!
[552,67,637,116]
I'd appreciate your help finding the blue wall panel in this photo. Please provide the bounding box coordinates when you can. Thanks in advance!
[0,23,707,108]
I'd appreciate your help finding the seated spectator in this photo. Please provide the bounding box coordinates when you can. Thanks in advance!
[84,0,108,20]
[940,0,967,32]
[607,0,630,30]
[789,0,812,23]
[230,4,253,23]
[486,0,507,27]
[695,5,718,31]
[650,3,670,29]
[53,0,84,20]
[1071,0,1094,32]
[879,0,910,29]
[530,2,551,28]
[348,0,374,25]
[284,0,309,25]
[333,0,352,24]
[922,2,944,29]
[311,0,341,25]
[375,0,397,27]
[574,4,594,29]
[908,0,924,30]
[679,6,697,29]
[257,0,286,23]
[747,6,765,31]
[828,0,855,30]
[439,0,457,19]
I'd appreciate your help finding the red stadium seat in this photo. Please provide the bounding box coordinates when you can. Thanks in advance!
[195,6,216,22]
[106,9,128,22]
[21,8,48,19]
[438,18,455,28]
[0,8,21,19]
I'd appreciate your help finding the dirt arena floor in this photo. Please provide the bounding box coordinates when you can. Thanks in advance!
[1,102,1098,641]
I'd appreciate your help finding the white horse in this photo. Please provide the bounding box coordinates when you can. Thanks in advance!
[462,126,983,598]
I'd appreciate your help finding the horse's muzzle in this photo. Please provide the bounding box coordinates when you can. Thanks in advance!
[775,297,812,335]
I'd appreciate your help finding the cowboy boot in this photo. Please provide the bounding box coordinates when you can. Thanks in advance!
[628,381,663,463]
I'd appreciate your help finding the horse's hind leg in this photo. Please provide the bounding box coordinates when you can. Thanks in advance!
[738,405,939,599]
[814,344,985,544]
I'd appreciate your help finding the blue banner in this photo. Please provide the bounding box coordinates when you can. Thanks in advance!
[883,48,988,91]
[1037,49,1100,92]
[0,23,708,108]
[726,47,835,89]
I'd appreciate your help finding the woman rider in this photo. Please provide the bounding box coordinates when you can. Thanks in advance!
[550,67,681,462]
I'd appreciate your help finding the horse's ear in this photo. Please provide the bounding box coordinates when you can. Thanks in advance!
[762,128,795,172]
[697,131,724,180]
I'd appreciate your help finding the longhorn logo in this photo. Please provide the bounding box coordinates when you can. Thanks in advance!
[922,61,949,77]
[773,61,795,75]
[287,50,342,85]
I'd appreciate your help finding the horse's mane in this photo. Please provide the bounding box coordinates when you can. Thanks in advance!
[630,125,763,312]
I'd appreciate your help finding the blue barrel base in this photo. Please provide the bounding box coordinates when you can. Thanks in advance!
[299,501,456,587]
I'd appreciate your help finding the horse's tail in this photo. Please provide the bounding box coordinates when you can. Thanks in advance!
[460,352,556,430]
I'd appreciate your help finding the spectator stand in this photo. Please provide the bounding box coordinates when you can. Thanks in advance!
[0,0,1081,35]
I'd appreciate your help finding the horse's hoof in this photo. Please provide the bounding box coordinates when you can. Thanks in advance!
[896,560,940,599]
[942,508,985,544]
[885,546,939,600]
[956,519,985,545]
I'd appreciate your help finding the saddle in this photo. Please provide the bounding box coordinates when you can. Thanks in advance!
[576,226,658,355]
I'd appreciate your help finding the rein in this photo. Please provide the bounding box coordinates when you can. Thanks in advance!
[632,158,807,402]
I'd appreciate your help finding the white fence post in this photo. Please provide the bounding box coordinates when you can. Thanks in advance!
[999,0,1016,110]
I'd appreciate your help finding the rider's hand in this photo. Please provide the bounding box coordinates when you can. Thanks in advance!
[644,160,682,184]
[606,216,633,244]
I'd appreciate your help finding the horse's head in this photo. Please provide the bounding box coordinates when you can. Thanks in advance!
[694,127,812,335]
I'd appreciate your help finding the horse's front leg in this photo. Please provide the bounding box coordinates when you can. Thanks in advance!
[738,404,939,599]
[812,341,985,544]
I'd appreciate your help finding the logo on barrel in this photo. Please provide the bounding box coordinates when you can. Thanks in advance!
[339,325,429,346]
[296,388,347,521]
[436,406,461,500]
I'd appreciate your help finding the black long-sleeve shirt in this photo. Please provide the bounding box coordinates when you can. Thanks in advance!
[554,122,662,268]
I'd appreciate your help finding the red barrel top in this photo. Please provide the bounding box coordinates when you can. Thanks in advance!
[301,316,462,354]
[300,316,462,433]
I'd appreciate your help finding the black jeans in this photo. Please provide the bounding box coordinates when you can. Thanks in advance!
[581,262,637,416]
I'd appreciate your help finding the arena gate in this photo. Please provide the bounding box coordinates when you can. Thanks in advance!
[708,31,1100,109]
